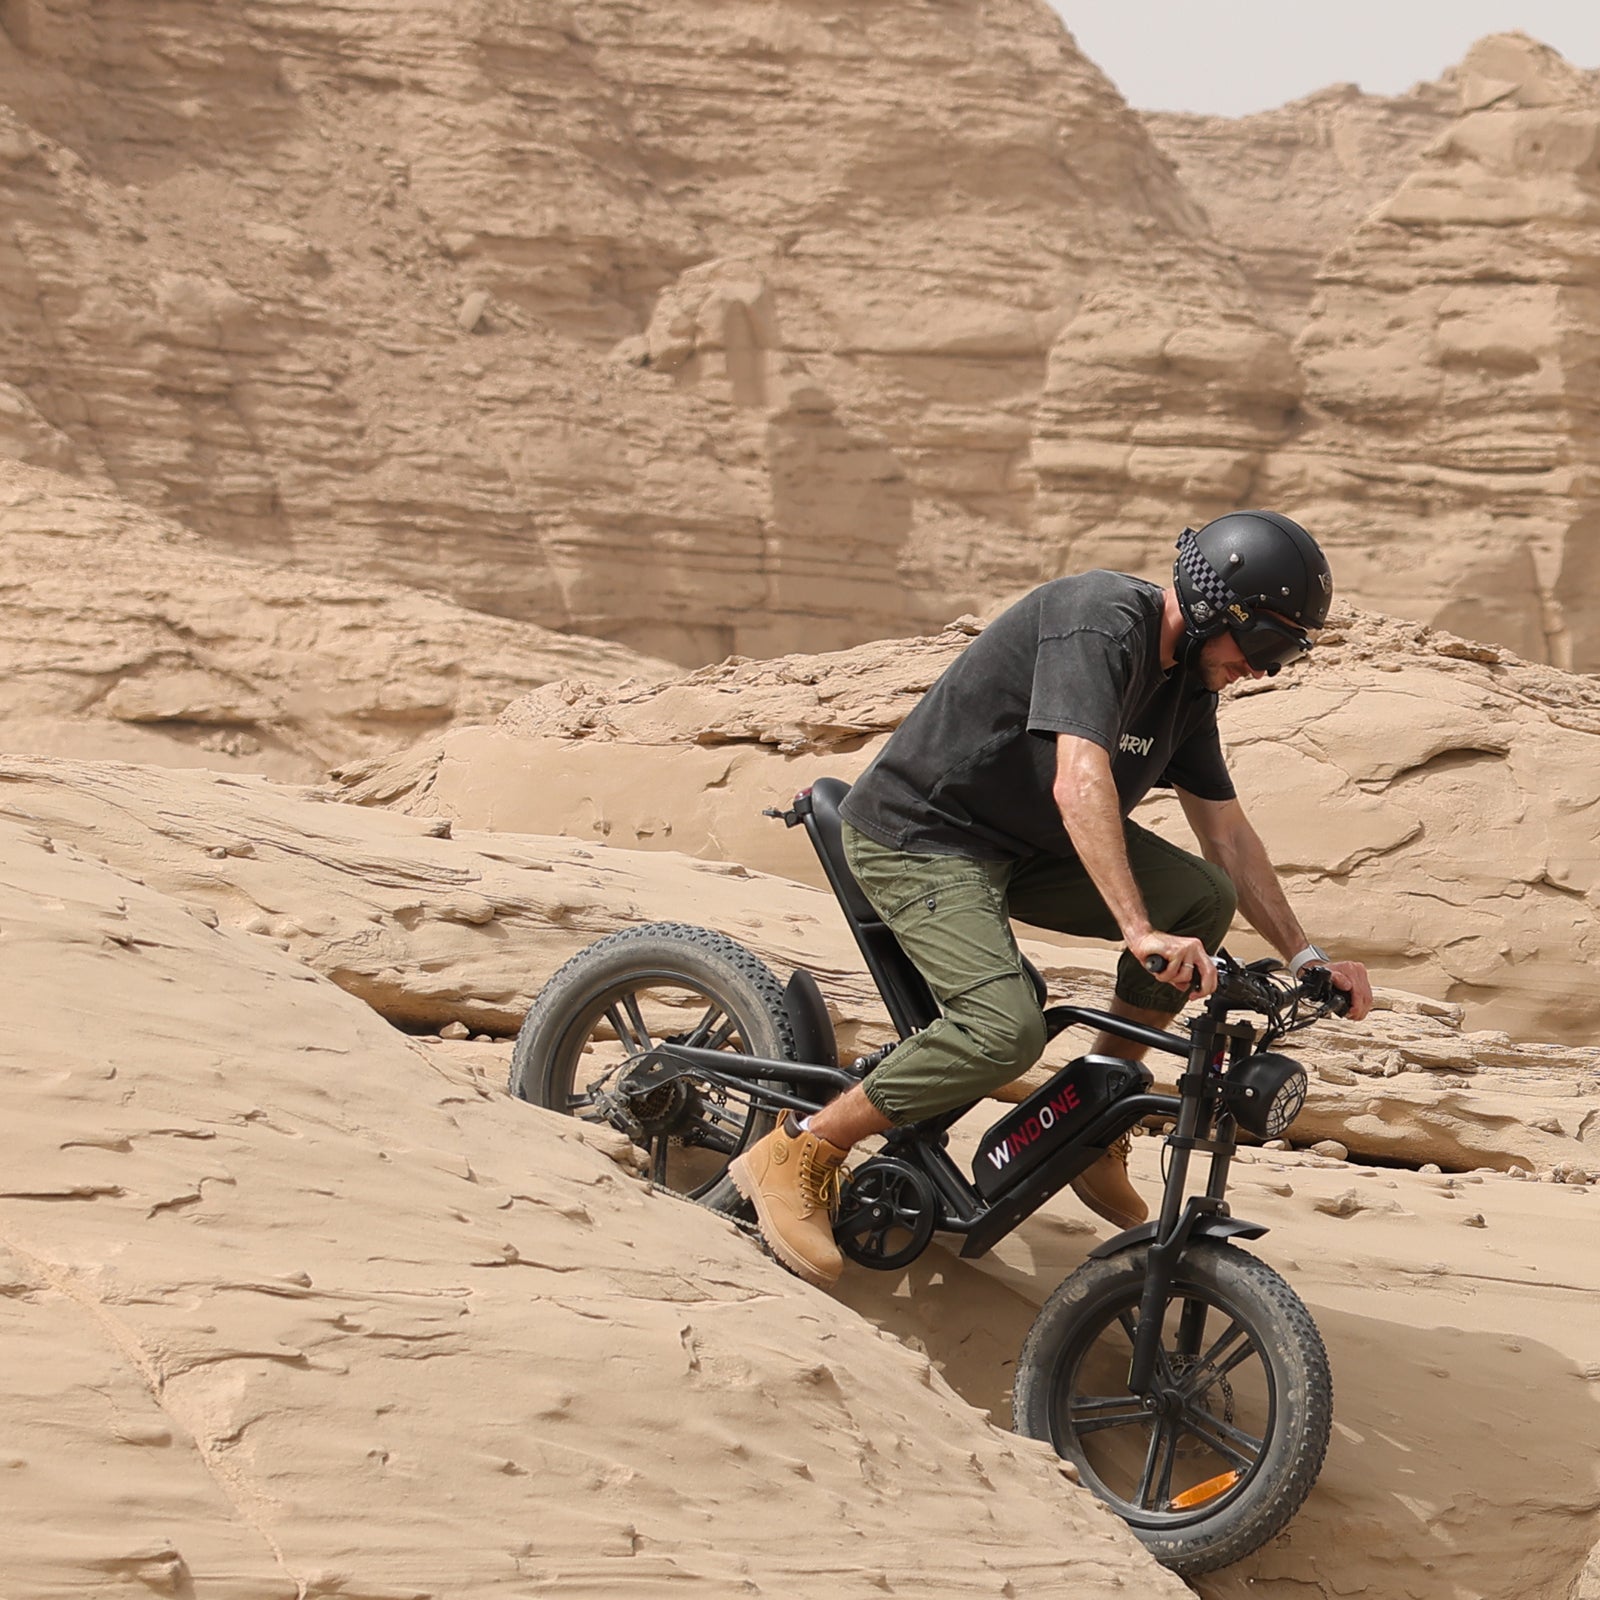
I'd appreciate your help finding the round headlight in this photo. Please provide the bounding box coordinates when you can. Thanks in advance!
[1224,1051,1307,1140]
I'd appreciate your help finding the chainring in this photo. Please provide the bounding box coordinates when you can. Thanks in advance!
[835,1155,940,1270]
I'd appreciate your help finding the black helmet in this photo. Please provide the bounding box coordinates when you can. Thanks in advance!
[1173,510,1333,676]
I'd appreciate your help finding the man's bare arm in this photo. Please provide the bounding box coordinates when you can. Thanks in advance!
[1055,734,1217,995]
[1177,789,1373,1019]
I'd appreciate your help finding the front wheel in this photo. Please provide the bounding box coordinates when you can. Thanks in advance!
[1013,1241,1331,1577]
[509,922,794,1214]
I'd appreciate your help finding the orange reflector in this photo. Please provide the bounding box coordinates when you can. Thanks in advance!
[1169,1470,1240,1510]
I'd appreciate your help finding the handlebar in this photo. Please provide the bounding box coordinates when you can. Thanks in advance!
[1144,950,1351,1024]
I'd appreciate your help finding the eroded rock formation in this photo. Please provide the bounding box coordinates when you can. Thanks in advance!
[1274,35,1600,667]
[4,750,1596,1178]
[0,0,1281,665]
[0,461,666,779]
[4,10,1598,666]
[0,772,1188,1599]
[335,606,1600,1044]
[1147,81,1456,335]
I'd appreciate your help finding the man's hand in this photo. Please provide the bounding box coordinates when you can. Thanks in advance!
[1309,959,1373,1022]
[1131,931,1217,998]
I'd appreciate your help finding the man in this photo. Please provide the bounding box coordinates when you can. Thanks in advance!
[731,510,1374,1289]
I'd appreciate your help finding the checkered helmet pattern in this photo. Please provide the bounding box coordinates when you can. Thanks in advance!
[1174,527,1237,630]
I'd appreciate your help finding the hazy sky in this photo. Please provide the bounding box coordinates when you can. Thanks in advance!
[1050,2,1600,116]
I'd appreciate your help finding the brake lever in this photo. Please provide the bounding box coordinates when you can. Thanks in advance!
[1298,965,1352,1018]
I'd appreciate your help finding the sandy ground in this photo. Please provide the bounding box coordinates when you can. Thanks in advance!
[425,1038,1600,1599]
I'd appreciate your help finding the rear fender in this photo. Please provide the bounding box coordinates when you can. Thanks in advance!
[783,968,838,1068]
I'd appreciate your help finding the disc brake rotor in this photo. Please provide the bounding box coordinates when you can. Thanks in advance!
[1169,1352,1237,1460]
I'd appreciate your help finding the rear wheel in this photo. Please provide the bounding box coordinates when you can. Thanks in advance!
[1013,1241,1332,1576]
[509,923,794,1213]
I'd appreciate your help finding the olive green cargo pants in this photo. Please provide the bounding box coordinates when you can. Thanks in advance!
[841,819,1237,1125]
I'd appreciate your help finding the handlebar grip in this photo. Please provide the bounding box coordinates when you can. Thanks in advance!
[1143,951,1204,993]
[1300,966,1352,1016]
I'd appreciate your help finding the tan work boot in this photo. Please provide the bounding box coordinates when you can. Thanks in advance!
[729,1112,848,1288]
[1070,1132,1147,1230]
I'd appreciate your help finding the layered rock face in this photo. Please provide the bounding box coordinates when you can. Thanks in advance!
[1272,36,1600,667]
[336,605,1600,1044]
[0,460,666,780]
[6,9,1597,666]
[1147,81,1456,335]
[0,0,1293,663]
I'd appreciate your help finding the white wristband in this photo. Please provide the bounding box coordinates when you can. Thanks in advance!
[1288,944,1330,977]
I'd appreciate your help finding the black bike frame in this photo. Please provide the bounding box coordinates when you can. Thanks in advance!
[641,986,1270,1393]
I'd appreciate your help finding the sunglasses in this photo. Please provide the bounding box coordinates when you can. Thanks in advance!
[1230,611,1313,675]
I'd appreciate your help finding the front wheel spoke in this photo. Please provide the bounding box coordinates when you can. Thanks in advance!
[1071,1408,1151,1438]
[1179,1406,1264,1470]
[1070,1393,1146,1417]
[1183,1332,1258,1404]
[1184,1319,1248,1385]
[1135,1419,1174,1511]
[1154,1425,1179,1510]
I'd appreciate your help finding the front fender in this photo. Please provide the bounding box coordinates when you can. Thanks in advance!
[1089,1212,1268,1261]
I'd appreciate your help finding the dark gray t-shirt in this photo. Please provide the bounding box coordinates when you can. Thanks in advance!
[840,572,1235,860]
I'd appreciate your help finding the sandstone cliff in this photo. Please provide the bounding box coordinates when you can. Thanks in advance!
[1269,35,1600,668]
[1146,80,1455,335]
[0,460,668,780]
[0,0,1291,664]
[6,10,1597,666]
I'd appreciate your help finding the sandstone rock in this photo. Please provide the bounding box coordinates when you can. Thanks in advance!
[2,11,1594,671]
[455,290,491,334]
[0,461,671,780]
[335,605,1600,1043]
[1279,34,1600,668]
[1310,1140,1350,1162]
[1147,80,1455,335]
[5,754,1596,1176]
[0,787,1181,1598]
[0,0,1281,666]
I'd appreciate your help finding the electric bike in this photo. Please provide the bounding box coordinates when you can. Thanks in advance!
[510,777,1350,1576]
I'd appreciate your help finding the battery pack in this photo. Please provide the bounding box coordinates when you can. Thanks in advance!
[973,1054,1151,1200]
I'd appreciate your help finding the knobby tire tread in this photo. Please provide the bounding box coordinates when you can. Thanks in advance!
[509,922,795,1214]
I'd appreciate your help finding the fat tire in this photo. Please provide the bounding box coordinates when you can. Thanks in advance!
[510,922,795,1214]
[1013,1241,1331,1577]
